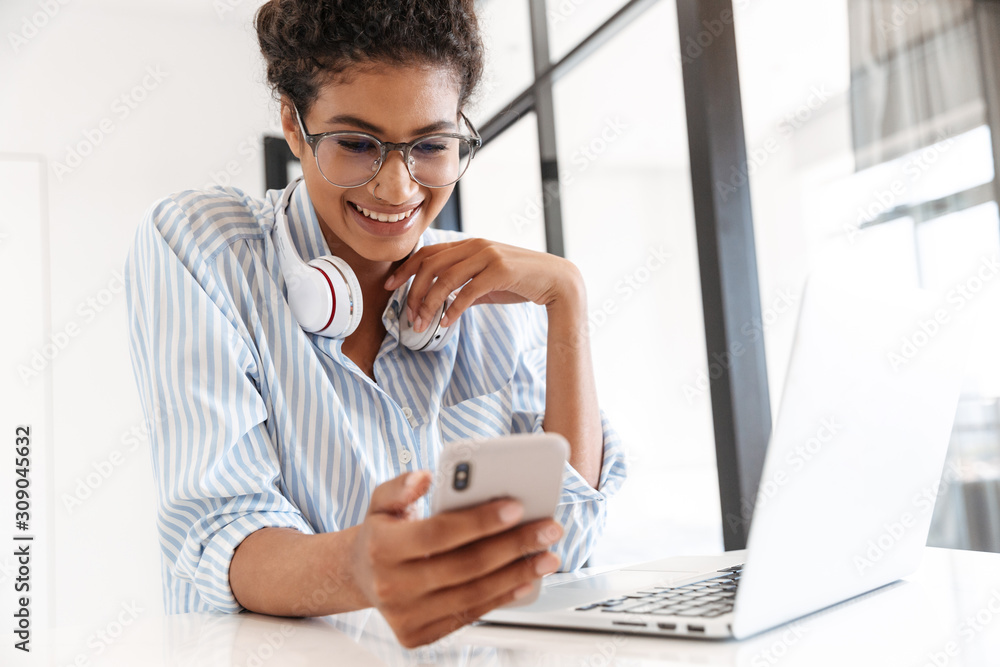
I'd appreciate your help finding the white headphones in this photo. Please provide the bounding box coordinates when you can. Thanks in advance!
[272,176,457,352]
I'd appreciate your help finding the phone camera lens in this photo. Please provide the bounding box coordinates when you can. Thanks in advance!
[454,462,470,491]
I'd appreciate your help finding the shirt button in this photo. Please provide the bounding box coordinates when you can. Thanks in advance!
[398,449,413,464]
[387,307,397,321]
[402,406,413,419]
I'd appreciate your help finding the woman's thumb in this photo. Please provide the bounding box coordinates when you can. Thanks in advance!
[369,470,432,517]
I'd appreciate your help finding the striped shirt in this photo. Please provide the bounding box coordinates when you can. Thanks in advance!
[124,179,627,614]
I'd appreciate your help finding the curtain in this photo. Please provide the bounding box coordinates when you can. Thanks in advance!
[848,0,986,170]
[977,0,1000,206]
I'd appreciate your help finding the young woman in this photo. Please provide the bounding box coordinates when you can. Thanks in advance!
[125,0,625,648]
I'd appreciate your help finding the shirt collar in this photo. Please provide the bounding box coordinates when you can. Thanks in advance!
[280,177,427,344]
[285,176,333,261]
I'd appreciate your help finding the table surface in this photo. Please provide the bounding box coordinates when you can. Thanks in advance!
[24,547,1000,666]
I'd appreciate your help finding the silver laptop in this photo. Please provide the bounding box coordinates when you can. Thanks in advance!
[485,274,969,639]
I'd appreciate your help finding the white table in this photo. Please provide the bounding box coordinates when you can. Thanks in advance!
[29,547,1000,666]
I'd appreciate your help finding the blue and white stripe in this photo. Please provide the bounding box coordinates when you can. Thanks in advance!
[124,179,627,614]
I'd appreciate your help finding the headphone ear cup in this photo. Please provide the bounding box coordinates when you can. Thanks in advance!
[400,292,457,352]
[283,263,336,334]
[307,255,364,338]
[421,293,459,352]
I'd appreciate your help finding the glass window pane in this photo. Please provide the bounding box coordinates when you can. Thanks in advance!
[553,0,721,565]
[915,203,1000,398]
[545,0,631,62]
[472,1,535,125]
[459,111,547,252]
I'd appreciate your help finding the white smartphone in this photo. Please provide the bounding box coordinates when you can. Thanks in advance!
[431,432,569,607]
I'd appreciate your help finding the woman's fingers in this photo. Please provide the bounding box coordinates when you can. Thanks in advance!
[392,586,527,649]
[368,518,560,608]
[389,550,561,648]
[407,518,562,589]
[385,240,507,330]
[386,238,571,332]
[371,497,525,565]
[403,243,491,327]
[384,242,456,291]
[438,268,501,327]
[387,238,581,335]
[412,256,497,330]
[367,470,432,518]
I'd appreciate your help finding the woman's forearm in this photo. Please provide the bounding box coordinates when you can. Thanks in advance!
[542,265,603,488]
[230,526,368,616]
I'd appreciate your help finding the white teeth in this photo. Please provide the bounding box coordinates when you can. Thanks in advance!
[354,203,416,223]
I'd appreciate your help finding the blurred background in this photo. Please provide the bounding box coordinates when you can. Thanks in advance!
[1,0,998,660]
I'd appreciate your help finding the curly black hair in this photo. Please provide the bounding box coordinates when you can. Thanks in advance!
[255,0,484,118]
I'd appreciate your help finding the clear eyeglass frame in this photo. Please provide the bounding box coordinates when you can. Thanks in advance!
[293,104,483,189]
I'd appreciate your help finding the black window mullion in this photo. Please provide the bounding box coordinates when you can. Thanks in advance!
[528,0,565,257]
[676,0,771,551]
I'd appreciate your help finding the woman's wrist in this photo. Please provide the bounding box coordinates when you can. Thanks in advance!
[544,258,587,317]
[314,526,369,613]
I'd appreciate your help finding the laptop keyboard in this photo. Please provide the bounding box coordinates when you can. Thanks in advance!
[574,564,744,619]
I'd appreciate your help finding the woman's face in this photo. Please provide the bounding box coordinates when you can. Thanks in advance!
[283,64,462,266]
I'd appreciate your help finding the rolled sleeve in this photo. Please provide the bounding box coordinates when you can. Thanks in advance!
[126,194,314,613]
[171,426,317,613]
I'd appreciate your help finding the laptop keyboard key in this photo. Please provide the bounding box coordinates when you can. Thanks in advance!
[574,565,745,618]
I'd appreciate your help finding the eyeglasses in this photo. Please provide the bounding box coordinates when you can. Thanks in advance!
[294,105,482,189]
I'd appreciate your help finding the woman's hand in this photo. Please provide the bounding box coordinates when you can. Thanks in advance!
[383,238,585,332]
[351,470,563,648]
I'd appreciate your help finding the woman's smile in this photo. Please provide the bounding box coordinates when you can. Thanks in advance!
[346,199,423,238]
[351,201,421,223]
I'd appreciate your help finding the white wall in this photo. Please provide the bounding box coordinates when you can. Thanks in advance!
[0,0,278,642]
